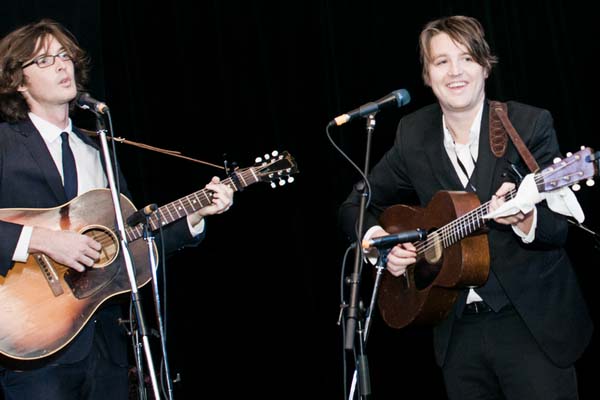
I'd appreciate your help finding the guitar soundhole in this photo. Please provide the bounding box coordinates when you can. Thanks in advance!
[80,225,119,269]
[413,260,442,290]
[412,235,443,290]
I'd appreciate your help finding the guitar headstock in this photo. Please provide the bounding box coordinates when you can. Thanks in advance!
[250,151,299,188]
[538,146,598,193]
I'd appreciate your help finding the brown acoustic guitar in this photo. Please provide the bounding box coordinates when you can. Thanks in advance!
[376,147,597,329]
[0,151,298,360]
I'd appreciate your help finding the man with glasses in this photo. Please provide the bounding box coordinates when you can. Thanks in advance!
[0,19,234,399]
[21,50,72,69]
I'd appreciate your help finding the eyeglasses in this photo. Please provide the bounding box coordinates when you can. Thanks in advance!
[22,51,72,69]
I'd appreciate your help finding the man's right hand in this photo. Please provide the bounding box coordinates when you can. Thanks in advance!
[29,227,102,272]
[369,228,417,277]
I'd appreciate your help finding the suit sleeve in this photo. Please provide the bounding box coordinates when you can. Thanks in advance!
[0,129,23,276]
[158,218,205,254]
[114,162,205,254]
[0,221,23,276]
[338,117,418,241]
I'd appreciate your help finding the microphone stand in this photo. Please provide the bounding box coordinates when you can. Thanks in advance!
[132,321,147,400]
[141,211,175,400]
[345,113,377,399]
[92,111,162,400]
[349,249,390,400]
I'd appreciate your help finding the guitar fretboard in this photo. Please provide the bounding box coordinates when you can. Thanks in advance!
[124,168,258,242]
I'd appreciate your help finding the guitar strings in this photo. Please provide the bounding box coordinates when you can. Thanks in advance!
[123,166,259,241]
[129,155,290,236]
[412,154,583,256]
[142,156,288,231]
[92,159,291,253]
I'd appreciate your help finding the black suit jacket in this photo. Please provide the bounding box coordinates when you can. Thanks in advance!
[339,100,593,367]
[0,118,204,368]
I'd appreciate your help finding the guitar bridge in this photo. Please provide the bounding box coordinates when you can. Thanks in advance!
[34,253,65,297]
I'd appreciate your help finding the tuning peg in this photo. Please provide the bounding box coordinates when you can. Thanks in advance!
[287,177,295,183]
[263,153,271,160]
[581,145,586,150]
[271,150,279,157]
[255,157,262,163]
[278,179,286,186]
[553,157,561,164]
[572,183,581,191]
[586,178,595,187]
[270,182,276,189]
[566,152,573,157]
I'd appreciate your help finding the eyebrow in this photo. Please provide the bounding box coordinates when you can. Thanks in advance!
[431,51,471,60]
[35,45,67,58]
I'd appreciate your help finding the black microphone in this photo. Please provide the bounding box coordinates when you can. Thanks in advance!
[331,88,410,126]
[75,92,109,114]
[127,203,158,227]
[361,228,427,249]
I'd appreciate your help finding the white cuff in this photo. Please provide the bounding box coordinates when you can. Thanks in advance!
[187,216,206,237]
[13,225,33,262]
[511,206,537,243]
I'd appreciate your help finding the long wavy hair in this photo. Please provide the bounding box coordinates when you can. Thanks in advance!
[0,19,90,122]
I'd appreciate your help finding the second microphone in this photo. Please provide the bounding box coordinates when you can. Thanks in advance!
[362,228,427,249]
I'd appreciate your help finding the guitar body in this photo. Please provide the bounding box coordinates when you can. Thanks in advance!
[0,189,155,360]
[374,147,598,329]
[377,191,490,329]
[0,150,299,361]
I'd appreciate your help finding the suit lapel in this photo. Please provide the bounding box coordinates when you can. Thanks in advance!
[423,101,502,198]
[423,105,472,191]
[15,119,68,204]
[472,101,500,200]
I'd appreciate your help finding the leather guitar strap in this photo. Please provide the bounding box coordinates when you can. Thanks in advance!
[489,101,539,173]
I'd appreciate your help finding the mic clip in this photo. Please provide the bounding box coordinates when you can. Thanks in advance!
[127,203,158,227]
[75,92,109,115]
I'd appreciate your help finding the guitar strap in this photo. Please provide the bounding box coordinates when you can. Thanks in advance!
[489,101,540,173]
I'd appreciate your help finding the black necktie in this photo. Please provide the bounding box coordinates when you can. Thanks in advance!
[455,145,477,192]
[61,132,78,200]
[455,145,474,179]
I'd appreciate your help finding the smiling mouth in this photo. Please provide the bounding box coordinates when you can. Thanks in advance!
[447,81,467,89]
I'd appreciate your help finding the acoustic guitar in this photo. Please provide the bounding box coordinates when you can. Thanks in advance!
[376,147,597,329]
[0,151,298,360]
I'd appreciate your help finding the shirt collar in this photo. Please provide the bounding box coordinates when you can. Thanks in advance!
[28,112,73,144]
[442,100,484,156]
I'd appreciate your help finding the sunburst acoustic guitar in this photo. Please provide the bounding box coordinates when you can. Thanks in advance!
[0,151,298,360]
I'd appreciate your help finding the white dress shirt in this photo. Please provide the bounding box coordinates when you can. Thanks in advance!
[13,113,204,262]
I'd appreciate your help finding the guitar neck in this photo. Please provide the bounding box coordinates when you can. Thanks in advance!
[121,150,299,242]
[420,146,598,254]
[124,169,256,242]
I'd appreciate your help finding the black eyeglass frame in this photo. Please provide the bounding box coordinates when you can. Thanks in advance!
[22,51,72,69]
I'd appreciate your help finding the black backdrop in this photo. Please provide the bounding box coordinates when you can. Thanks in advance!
[1,1,598,399]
